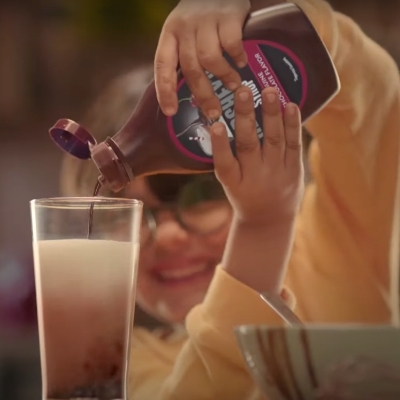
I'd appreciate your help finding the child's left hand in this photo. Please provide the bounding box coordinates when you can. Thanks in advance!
[210,85,304,226]
[155,0,251,118]
[154,0,286,119]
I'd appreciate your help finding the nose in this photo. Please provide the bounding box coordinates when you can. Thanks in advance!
[153,219,191,253]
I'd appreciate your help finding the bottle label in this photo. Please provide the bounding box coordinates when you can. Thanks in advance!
[167,40,308,163]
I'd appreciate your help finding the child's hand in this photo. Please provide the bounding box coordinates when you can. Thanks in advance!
[155,0,251,119]
[211,86,303,226]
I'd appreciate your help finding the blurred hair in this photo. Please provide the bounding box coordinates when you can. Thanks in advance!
[59,65,154,197]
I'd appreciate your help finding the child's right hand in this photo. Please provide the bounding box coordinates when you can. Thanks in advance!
[210,86,304,226]
[210,85,303,293]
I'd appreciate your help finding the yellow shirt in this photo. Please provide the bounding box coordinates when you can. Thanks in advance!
[129,0,400,398]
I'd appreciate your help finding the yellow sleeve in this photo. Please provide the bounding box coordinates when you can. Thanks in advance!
[129,266,293,400]
[286,0,400,323]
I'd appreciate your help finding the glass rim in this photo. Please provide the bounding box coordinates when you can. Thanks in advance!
[30,197,143,210]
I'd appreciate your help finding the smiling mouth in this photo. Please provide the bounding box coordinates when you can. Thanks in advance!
[152,263,215,284]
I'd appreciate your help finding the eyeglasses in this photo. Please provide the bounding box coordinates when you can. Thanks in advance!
[140,199,232,246]
[95,174,231,245]
[140,174,231,246]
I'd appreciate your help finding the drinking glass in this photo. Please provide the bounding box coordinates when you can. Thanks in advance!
[30,197,142,400]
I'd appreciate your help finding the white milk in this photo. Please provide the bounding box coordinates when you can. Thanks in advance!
[33,239,138,398]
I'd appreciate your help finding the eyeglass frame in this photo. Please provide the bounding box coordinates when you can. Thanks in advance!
[140,200,232,246]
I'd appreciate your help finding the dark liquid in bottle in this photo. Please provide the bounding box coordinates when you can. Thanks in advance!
[87,180,102,238]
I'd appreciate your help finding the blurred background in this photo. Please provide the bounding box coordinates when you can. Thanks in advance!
[0,0,399,398]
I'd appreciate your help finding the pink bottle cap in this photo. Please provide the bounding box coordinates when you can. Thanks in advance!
[49,119,97,160]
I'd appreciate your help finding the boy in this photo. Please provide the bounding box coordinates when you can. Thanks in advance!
[61,0,400,398]
[61,68,302,400]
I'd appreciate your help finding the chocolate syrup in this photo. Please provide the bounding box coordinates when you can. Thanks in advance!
[87,180,102,238]
[49,3,340,194]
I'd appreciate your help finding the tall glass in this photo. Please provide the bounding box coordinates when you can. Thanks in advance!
[30,197,142,400]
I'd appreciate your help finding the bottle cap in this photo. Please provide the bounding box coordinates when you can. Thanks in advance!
[49,119,97,160]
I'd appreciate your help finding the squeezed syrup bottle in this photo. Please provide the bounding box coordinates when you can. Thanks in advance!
[50,2,340,193]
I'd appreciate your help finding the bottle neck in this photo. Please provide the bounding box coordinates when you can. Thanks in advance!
[90,138,132,193]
